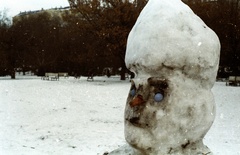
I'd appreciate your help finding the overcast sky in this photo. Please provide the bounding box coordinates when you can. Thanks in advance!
[0,0,69,17]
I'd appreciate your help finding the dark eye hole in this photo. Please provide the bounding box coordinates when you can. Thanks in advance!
[130,88,136,97]
[154,92,164,102]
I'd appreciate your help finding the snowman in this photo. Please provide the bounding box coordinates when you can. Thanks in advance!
[107,0,220,154]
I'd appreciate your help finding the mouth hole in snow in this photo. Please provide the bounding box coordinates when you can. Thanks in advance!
[181,140,190,149]
[129,117,140,126]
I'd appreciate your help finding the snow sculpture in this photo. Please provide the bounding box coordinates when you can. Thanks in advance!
[108,0,220,154]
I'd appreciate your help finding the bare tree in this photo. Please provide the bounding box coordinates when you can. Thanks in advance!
[67,0,147,79]
[0,9,14,78]
[11,11,63,75]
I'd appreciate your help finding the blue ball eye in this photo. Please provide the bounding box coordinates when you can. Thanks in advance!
[130,88,136,97]
[154,93,164,102]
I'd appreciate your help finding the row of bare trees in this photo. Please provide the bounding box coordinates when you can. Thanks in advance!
[0,0,239,79]
[0,0,146,79]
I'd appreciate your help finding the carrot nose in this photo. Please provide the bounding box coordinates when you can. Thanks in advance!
[130,95,145,107]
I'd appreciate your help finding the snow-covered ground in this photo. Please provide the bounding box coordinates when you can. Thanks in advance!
[0,75,239,155]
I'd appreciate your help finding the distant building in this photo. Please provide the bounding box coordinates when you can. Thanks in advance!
[182,0,237,3]
[182,0,218,2]
[13,6,70,24]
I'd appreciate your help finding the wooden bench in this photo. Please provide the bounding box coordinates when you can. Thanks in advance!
[58,72,68,78]
[87,74,94,81]
[226,76,240,86]
[42,73,59,81]
[125,73,130,79]
[41,75,49,80]
[74,75,81,79]
[74,73,81,79]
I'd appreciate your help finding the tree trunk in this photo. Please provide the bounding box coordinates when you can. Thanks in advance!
[120,63,126,80]
[23,68,26,75]
[11,70,15,79]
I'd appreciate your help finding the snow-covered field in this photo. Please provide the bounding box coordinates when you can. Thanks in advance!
[0,75,239,155]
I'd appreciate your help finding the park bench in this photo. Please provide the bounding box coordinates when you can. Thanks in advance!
[74,75,81,79]
[58,72,68,78]
[42,73,59,81]
[226,76,240,86]
[73,73,81,79]
[87,74,94,81]
[125,73,130,79]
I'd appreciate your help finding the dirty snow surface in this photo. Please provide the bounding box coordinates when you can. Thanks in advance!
[0,75,239,155]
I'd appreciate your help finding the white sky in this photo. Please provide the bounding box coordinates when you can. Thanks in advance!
[0,0,69,18]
